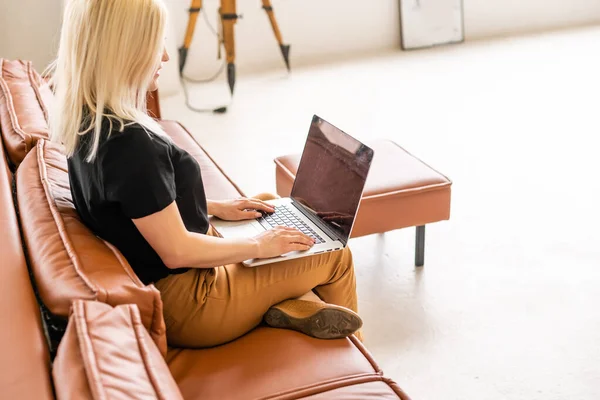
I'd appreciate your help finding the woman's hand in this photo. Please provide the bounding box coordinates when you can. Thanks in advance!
[209,198,275,221]
[253,227,315,258]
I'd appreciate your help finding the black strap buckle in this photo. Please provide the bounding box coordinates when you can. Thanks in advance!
[221,13,240,20]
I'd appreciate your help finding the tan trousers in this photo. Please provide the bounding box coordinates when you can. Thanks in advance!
[155,231,358,348]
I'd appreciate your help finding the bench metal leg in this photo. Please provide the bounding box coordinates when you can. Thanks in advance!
[415,225,425,267]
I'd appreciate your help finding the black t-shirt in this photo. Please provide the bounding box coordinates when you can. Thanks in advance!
[68,121,209,284]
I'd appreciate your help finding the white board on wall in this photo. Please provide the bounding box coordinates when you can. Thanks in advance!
[400,0,464,49]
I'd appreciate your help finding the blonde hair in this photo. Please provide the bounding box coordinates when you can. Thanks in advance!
[47,0,168,161]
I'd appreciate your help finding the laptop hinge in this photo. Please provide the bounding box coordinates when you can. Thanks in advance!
[292,201,348,246]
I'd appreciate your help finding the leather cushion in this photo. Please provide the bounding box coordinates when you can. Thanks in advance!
[274,140,452,237]
[158,120,244,200]
[0,133,53,399]
[166,327,404,400]
[53,300,183,400]
[0,59,53,167]
[16,139,167,356]
[298,380,410,399]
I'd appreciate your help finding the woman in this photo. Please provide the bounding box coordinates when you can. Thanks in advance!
[49,0,362,348]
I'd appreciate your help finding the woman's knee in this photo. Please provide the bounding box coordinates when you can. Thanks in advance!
[338,246,354,265]
[321,246,354,273]
[165,308,262,349]
[252,192,280,201]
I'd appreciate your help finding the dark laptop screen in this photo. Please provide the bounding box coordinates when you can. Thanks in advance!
[291,115,374,243]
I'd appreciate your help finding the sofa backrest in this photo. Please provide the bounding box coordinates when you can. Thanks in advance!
[10,121,244,352]
[0,59,161,169]
[16,139,168,356]
[0,59,53,168]
[9,118,244,361]
[0,129,54,399]
[0,59,245,364]
[156,120,245,200]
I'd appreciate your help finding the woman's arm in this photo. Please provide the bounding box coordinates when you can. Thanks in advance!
[133,201,313,269]
[207,198,274,221]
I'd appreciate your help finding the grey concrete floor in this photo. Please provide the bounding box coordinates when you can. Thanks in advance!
[162,26,600,400]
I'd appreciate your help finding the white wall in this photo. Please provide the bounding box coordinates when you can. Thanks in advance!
[161,0,600,94]
[165,0,400,79]
[464,0,600,39]
[1,0,599,89]
[165,0,600,79]
[0,0,62,71]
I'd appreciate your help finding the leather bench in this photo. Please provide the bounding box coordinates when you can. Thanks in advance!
[275,140,452,266]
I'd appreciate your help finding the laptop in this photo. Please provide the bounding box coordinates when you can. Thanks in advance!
[210,115,374,267]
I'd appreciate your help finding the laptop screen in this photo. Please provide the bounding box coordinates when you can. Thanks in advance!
[291,115,374,244]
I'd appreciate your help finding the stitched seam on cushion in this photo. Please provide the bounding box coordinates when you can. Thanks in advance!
[277,162,450,199]
[97,236,166,358]
[37,140,99,295]
[273,376,390,400]
[347,335,383,373]
[388,139,452,184]
[102,244,166,356]
[128,305,169,400]
[0,59,29,143]
[28,61,49,122]
[361,181,452,200]
[74,301,107,400]
[100,239,144,286]
[275,158,450,198]
[147,284,167,357]
[97,242,166,350]
[260,373,381,400]
[174,121,246,197]
[275,157,451,199]
[275,143,453,198]
[274,158,297,183]
[382,377,413,400]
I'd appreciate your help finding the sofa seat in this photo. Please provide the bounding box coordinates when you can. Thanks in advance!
[166,327,409,400]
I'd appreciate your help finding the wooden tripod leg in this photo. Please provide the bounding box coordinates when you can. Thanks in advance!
[179,0,203,74]
[220,0,238,94]
[261,0,290,71]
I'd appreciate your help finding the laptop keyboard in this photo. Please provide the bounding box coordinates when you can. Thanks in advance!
[258,205,326,244]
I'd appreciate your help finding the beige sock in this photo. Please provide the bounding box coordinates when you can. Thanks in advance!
[354,330,364,342]
[296,290,324,303]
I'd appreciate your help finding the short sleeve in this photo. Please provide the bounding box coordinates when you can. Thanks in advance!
[100,127,176,219]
